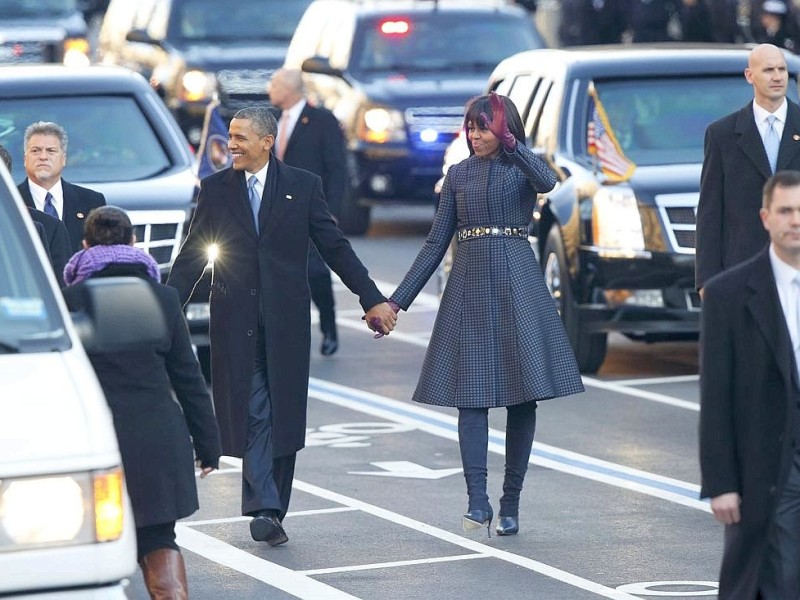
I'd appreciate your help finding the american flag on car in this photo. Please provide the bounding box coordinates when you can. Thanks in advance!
[587,83,636,182]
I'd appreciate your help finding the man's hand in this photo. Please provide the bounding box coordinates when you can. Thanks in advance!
[364,301,398,337]
[710,492,741,525]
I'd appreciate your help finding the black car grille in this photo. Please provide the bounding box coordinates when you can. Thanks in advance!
[217,68,274,108]
[0,41,57,63]
[656,194,697,254]
[131,216,185,271]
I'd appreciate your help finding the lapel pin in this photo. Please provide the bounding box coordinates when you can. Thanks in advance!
[76,212,85,219]
[301,116,309,124]
[286,194,293,200]
[793,134,800,141]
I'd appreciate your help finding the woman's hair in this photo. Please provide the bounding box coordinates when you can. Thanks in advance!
[83,205,134,247]
[463,94,525,155]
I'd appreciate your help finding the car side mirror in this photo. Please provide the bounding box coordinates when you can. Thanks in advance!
[301,56,343,79]
[70,277,167,354]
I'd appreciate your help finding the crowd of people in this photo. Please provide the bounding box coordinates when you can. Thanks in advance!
[558,0,800,50]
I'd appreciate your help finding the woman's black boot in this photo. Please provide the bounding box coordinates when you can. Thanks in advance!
[458,408,492,536]
[497,402,537,536]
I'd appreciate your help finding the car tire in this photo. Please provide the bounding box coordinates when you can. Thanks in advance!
[542,227,607,374]
[338,188,371,235]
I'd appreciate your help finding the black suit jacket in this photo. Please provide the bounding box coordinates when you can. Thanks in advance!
[28,208,71,288]
[699,248,800,598]
[18,178,106,253]
[696,100,800,289]
[167,158,385,457]
[280,103,347,217]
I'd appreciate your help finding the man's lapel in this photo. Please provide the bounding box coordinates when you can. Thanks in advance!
[261,158,294,238]
[778,100,800,170]
[736,104,772,180]
[225,169,258,237]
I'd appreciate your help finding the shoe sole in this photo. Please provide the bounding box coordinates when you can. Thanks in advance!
[462,516,489,531]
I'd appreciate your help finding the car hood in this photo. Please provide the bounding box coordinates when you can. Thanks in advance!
[0,352,120,477]
[179,41,288,72]
[624,164,702,203]
[81,168,197,215]
[357,73,487,109]
[0,13,86,39]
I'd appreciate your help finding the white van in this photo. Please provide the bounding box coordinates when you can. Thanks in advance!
[0,164,140,595]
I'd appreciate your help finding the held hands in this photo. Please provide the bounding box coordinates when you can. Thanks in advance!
[196,460,216,479]
[481,92,517,153]
[363,300,400,338]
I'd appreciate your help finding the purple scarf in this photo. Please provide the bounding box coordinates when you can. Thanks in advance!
[63,244,161,286]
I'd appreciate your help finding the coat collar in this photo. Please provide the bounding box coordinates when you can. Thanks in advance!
[745,247,798,388]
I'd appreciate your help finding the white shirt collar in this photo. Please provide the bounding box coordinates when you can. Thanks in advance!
[27,178,64,214]
[753,98,788,125]
[769,242,798,288]
[245,161,269,189]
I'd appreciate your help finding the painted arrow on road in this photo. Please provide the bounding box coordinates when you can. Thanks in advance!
[348,461,462,479]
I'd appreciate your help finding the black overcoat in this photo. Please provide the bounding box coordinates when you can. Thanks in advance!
[699,248,800,598]
[167,158,385,458]
[63,264,222,528]
[696,100,800,289]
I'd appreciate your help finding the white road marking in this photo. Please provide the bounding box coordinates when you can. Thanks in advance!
[298,553,490,576]
[581,377,699,411]
[309,378,708,512]
[186,506,359,527]
[175,524,361,600]
[348,460,462,479]
[611,375,699,386]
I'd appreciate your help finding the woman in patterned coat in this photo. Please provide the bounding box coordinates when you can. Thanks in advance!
[389,93,584,536]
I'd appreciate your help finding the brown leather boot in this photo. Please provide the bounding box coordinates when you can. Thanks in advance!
[139,548,188,600]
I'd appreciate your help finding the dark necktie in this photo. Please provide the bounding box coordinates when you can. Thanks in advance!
[43,192,58,219]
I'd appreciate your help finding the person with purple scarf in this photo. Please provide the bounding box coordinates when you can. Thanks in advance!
[62,206,221,600]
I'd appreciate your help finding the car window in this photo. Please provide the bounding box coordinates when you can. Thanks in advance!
[170,0,310,42]
[507,74,537,122]
[590,76,800,166]
[0,96,171,184]
[0,0,77,18]
[352,13,541,74]
[0,185,68,353]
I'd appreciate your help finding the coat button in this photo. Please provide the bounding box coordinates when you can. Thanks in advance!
[250,289,257,295]
[770,485,777,495]
[246,329,253,337]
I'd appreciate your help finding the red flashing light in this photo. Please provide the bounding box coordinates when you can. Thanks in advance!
[380,19,411,36]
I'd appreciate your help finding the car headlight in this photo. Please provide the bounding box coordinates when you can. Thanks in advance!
[181,70,217,103]
[358,106,406,143]
[63,38,90,68]
[0,468,125,551]
[591,187,647,257]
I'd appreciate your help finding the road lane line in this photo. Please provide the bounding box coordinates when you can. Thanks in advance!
[186,507,358,528]
[175,524,361,600]
[308,378,708,513]
[298,553,490,576]
[611,375,699,386]
[291,479,640,600]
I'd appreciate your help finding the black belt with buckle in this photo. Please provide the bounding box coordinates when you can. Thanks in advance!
[456,226,528,243]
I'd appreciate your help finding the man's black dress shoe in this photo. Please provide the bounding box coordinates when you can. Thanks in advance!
[321,333,338,356]
[250,515,288,546]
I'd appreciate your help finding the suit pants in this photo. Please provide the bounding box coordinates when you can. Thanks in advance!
[760,456,800,599]
[241,330,296,519]
[308,244,336,336]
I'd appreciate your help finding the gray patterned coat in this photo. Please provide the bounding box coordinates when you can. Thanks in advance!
[392,144,584,408]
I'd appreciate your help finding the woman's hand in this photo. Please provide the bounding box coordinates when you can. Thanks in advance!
[482,92,517,153]
[197,460,216,479]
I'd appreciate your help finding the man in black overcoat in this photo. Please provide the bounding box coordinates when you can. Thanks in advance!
[697,44,800,292]
[700,170,800,598]
[16,121,106,253]
[269,68,347,356]
[167,106,397,546]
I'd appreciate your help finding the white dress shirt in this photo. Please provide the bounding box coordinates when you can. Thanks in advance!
[27,179,64,219]
[754,98,788,147]
[277,99,306,157]
[245,161,270,201]
[769,243,800,351]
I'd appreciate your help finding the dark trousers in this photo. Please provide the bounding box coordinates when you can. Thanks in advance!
[760,457,800,599]
[242,330,296,519]
[136,521,177,561]
[458,402,537,515]
[308,244,336,336]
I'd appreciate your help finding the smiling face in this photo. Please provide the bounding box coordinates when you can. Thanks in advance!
[24,133,66,188]
[228,117,272,173]
[466,119,501,159]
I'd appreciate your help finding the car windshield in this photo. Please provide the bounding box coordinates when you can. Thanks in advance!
[0,181,69,353]
[0,0,77,18]
[590,76,800,166]
[0,96,172,184]
[171,0,310,42]
[353,13,541,74]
